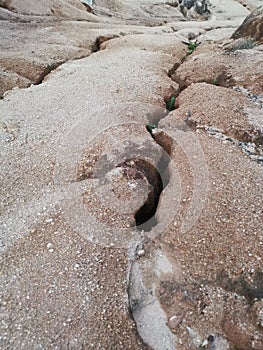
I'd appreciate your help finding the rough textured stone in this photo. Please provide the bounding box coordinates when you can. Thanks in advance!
[0,0,95,19]
[0,69,31,96]
[168,82,262,142]
[0,1,263,350]
[232,6,263,42]
[172,43,263,94]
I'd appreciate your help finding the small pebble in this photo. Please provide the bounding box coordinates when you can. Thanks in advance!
[167,315,184,329]
[202,339,209,347]
[137,249,145,257]
[47,242,54,252]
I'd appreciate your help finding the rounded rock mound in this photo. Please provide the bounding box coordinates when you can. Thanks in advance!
[232,5,263,43]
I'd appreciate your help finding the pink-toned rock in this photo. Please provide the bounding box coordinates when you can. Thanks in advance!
[0,20,131,96]
[172,44,263,94]
[167,82,262,142]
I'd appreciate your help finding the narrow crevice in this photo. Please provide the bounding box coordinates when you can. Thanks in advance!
[166,54,193,100]
[165,51,263,165]
[91,35,119,52]
[135,120,172,232]
[38,35,118,84]
[37,35,117,84]
[35,62,64,85]
[134,159,163,229]
[167,62,180,78]
[35,52,93,85]
[5,35,118,91]
[0,3,15,11]
[132,60,188,231]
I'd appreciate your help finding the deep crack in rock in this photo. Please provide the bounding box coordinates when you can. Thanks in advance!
[91,35,119,52]
[134,122,172,231]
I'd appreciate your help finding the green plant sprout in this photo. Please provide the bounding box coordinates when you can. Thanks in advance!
[187,41,198,54]
[146,124,157,135]
[166,96,176,111]
[211,79,219,85]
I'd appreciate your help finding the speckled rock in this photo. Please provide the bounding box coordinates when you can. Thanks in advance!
[0,0,96,19]
[0,1,262,350]
[171,43,263,94]
[232,5,263,43]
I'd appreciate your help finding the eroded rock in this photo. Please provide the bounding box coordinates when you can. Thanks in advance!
[171,43,263,94]
[232,5,263,43]
[0,1,263,350]
[167,82,262,143]
[0,69,31,97]
[151,127,263,350]
[0,0,95,19]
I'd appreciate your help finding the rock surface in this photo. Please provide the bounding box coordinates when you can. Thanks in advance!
[232,5,263,42]
[0,0,95,19]
[0,1,262,350]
